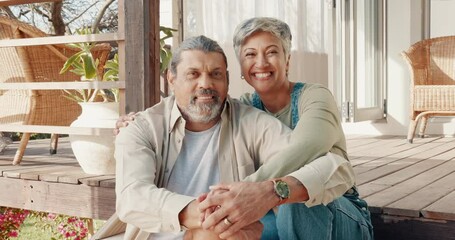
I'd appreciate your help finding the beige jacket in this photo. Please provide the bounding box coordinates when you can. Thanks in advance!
[111,96,291,239]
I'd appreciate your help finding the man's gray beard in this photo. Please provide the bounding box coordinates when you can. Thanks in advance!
[183,100,223,123]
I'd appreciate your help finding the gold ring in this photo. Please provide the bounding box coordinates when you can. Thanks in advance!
[224,218,232,226]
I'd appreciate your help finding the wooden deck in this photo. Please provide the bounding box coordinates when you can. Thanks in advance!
[0,137,115,220]
[1,135,455,239]
[348,135,455,240]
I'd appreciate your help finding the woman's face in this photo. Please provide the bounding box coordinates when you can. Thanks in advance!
[239,31,290,94]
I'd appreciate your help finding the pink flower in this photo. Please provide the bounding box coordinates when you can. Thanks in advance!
[48,213,57,220]
[8,231,18,237]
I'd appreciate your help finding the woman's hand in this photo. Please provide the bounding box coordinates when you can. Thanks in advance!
[198,181,276,239]
[113,112,137,135]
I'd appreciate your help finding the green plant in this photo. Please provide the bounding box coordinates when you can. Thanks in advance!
[159,26,177,74]
[59,28,116,103]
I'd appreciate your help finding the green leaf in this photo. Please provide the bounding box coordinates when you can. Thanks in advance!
[103,69,118,81]
[60,51,84,74]
[81,53,97,79]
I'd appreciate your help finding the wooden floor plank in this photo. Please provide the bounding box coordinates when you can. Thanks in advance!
[356,146,455,198]
[346,137,381,150]
[78,175,115,187]
[422,188,455,221]
[384,168,455,218]
[362,159,455,214]
[348,136,403,156]
[350,136,439,167]
[355,138,454,184]
[39,166,87,183]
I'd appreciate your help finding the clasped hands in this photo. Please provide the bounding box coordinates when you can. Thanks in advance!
[191,181,276,239]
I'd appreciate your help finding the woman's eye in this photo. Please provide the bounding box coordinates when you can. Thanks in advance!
[245,52,255,57]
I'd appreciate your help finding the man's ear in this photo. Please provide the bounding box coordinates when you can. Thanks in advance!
[226,71,230,85]
[167,70,176,91]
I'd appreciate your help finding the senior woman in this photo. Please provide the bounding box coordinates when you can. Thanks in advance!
[196,17,373,240]
[114,17,373,239]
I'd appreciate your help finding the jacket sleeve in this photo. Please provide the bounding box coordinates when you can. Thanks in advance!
[115,116,194,233]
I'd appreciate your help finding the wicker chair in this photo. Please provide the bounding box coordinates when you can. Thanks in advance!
[402,36,455,143]
[0,16,111,165]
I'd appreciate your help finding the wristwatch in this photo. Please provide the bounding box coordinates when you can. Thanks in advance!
[272,179,290,205]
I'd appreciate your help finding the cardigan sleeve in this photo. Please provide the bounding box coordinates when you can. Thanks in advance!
[243,84,354,205]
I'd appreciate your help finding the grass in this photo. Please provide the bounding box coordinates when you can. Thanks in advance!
[17,216,51,240]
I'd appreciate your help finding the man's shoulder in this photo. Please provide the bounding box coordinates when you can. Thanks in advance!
[129,97,174,130]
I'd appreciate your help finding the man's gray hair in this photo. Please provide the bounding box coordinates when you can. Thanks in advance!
[169,35,228,74]
[233,17,292,60]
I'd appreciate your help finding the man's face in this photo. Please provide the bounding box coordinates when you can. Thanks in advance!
[168,50,228,123]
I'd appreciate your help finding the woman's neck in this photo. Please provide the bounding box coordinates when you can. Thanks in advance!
[258,81,294,113]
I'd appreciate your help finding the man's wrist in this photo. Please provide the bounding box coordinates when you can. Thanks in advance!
[179,200,199,230]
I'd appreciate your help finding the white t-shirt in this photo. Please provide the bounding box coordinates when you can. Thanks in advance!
[150,122,221,240]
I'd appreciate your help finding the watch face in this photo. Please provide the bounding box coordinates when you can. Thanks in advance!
[275,180,290,199]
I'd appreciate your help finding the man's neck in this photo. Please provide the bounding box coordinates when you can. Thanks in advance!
[185,117,221,132]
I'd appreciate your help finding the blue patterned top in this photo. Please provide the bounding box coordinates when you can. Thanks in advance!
[251,82,305,129]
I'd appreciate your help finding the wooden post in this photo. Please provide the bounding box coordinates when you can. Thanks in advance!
[123,0,160,112]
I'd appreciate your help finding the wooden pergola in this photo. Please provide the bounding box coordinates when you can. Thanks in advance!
[0,0,162,116]
[0,0,163,219]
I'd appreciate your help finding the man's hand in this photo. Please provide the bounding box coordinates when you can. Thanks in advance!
[198,181,277,239]
[184,221,263,240]
[113,112,136,135]
[226,221,263,240]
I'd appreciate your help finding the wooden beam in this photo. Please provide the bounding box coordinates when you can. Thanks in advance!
[0,32,124,47]
[149,0,160,107]
[0,81,125,90]
[0,177,115,220]
[123,0,160,113]
[0,0,61,7]
[0,124,115,135]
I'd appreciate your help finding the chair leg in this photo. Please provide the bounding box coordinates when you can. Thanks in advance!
[418,116,429,138]
[407,119,418,144]
[50,134,59,154]
[13,132,31,165]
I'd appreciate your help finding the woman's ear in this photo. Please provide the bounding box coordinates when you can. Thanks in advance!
[286,55,291,72]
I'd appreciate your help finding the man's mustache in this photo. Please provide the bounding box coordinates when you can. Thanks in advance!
[191,89,220,102]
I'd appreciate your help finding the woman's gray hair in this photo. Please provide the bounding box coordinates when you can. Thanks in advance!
[233,17,292,60]
[169,35,228,74]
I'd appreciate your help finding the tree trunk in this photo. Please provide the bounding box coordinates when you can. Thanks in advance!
[51,1,65,35]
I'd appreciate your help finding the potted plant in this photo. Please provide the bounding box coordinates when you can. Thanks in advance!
[60,29,118,175]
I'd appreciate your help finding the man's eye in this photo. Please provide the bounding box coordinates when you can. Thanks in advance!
[245,52,255,57]
[187,72,198,78]
[267,50,278,56]
[212,71,223,78]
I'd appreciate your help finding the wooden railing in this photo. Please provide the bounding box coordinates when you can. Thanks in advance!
[0,0,126,136]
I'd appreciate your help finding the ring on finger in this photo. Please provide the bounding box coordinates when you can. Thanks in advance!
[224,218,232,226]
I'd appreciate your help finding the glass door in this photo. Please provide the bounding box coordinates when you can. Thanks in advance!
[329,0,386,122]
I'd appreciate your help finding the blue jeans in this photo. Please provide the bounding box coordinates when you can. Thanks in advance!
[260,189,373,240]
